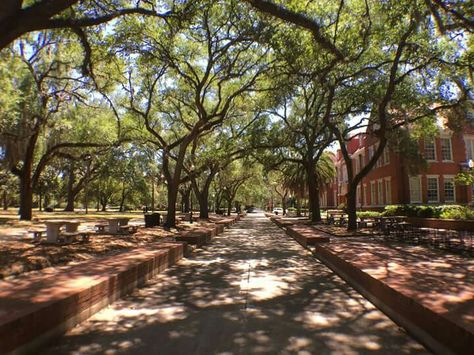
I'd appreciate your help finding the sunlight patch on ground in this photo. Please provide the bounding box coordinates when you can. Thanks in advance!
[70,343,104,355]
[244,274,291,301]
[180,257,225,266]
[296,311,340,329]
[92,304,188,324]
[194,294,240,307]
[285,336,313,353]
[320,332,382,353]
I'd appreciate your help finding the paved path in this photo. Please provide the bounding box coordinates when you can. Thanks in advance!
[43,213,427,354]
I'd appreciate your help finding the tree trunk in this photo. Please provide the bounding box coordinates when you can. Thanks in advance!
[227,199,232,216]
[119,183,126,212]
[346,188,358,231]
[100,196,107,211]
[215,196,222,213]
[182,189,190,213]
[193,182,210,219]
[282,196,287,215]
[64,189,75,211]
[296,197,302,217]
[165,182,179,228]
[44,194,50,209]
[307,185,322,222]
[19,173,33,220]
[306,163,322,223]
[2,190,7,210]
[198,192,209,219]
[64,163,75,211]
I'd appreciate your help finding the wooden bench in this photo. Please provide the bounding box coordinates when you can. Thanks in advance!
[29,230,46,243]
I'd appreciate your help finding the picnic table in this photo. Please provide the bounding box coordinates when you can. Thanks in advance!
[44,219,81,243]
[357,216,377,228]
[374,216,406,233]
[107,218,130,234]
[326,210,347,226]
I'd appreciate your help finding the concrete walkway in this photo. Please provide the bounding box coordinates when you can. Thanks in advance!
[43,213,427,354]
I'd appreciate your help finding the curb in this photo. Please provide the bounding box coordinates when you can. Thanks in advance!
[0,244,184,354]
[313,245,472,355]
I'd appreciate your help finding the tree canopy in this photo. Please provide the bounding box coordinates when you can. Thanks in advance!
[0,0,472,229]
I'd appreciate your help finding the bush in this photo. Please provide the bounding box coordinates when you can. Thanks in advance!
[415,205,436,218]
[357,211,381,218]
[383,205,406,216]
[439,205,474,220]
[383,204,474,220]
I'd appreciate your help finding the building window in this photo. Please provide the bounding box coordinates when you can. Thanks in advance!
[444,177,455,203]
[466,138,474,160]
[385,178,392,204]
[370,181,376,206]
[377,180,383,205]
[375,145,383,168]
[383,147,390,165]
[424,139,436,160]
[427,176,439,203]
[376,154,383,168]
[363,184,367,206]
[440,138,452,161]
[357,185,361,205]
[409,176,422,203]
[368,146,374,160]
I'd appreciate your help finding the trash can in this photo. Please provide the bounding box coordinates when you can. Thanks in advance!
[144,213,160,228]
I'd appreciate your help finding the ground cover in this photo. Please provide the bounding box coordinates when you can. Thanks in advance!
[0,212,230,280]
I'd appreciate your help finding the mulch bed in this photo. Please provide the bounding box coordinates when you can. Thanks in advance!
[0,218,225,280]
[311,224,373,237]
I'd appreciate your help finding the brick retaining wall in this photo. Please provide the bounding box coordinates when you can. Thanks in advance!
[314,245,473,355]
[0,243,184,354]
[407,217,474,232]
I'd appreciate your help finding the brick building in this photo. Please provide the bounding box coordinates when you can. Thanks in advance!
[320,123,474,209]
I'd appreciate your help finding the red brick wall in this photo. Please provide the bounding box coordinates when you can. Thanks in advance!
[321,124,474,208]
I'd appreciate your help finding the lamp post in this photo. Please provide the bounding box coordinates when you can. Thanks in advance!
[469,159,474,169]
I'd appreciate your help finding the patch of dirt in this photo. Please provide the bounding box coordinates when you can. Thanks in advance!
[311,224,373,237]
[0,226,194,280]
[0,214,236,280]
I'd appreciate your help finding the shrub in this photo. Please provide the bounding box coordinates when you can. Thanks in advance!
[383,205,406,216]
[383,204,474,220]
[357,211,381,218]
[416,205,436,218]
[439,205,474,220]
